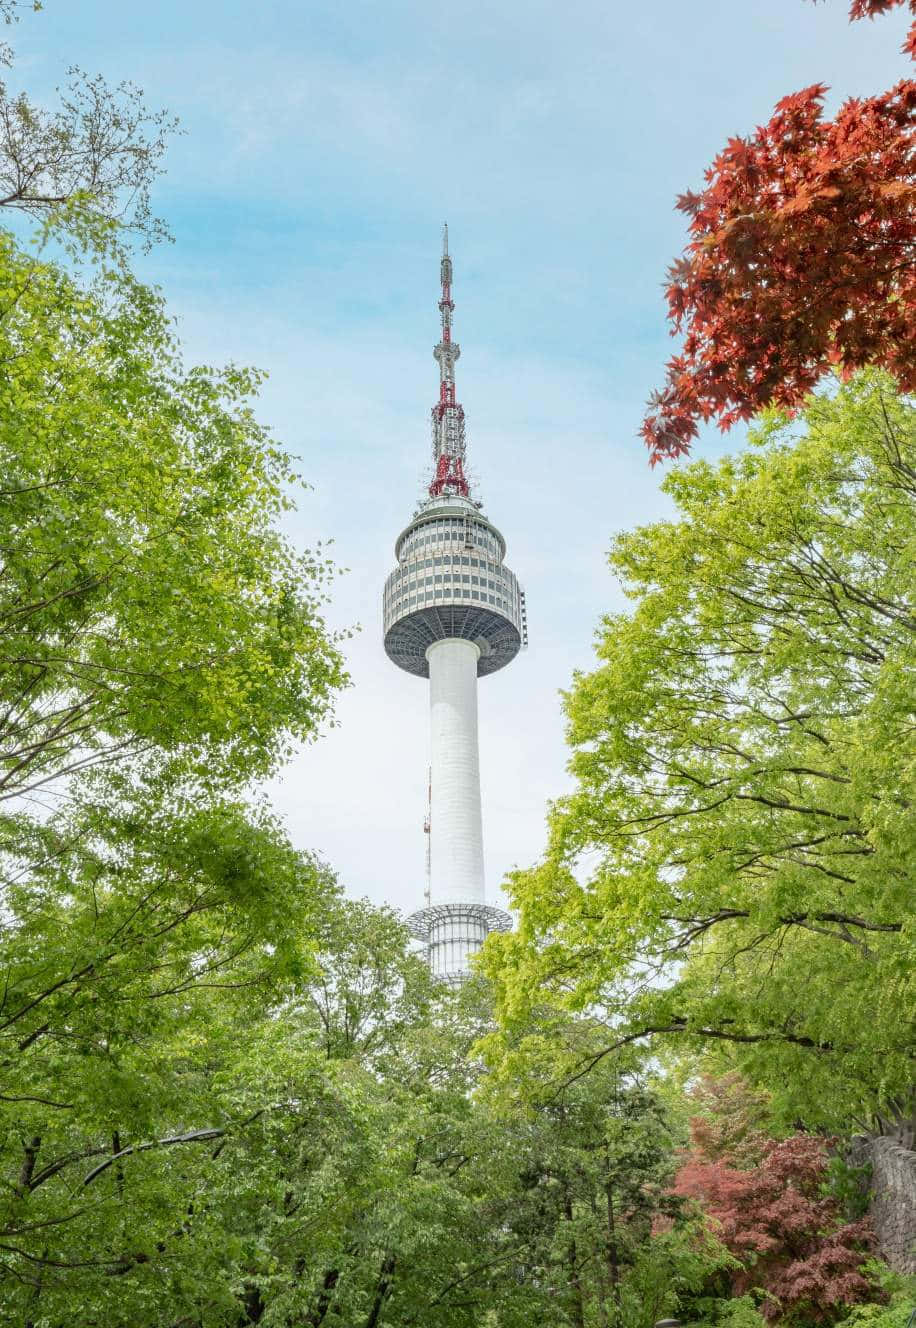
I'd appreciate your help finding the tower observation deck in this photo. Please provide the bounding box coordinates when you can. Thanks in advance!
[383,228,525,981]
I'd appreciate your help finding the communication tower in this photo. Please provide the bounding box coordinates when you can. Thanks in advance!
[383,228,526,981]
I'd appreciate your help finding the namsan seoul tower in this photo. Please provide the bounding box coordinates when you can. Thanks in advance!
[383,228,526,981]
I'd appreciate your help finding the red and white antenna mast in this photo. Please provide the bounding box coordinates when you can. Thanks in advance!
[429,223,470,498]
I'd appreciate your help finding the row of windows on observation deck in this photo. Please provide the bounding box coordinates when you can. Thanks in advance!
[383,576,519,625]
[399,516,501,561]
[394,553,503,577]
[385,559,520,607]
[386,573,512,601]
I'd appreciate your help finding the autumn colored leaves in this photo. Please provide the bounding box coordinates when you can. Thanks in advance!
[643,0,916,462]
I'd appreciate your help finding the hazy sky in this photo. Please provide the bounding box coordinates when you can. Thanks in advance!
[16,2,910,914]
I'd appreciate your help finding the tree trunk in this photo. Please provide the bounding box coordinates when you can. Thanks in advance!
[307,1267,340,1327]
[364,1254,396,1328]
[564,1190,587,1328]
[19,1144,43,1328]
[112,1130,125,1197]
[17,1136,41,1195]
[239,1282,264,1323]
[605,1168,622,1323]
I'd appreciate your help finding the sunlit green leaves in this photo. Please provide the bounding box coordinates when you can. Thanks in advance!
[483,374,915,1130]
[0,216,348,1319]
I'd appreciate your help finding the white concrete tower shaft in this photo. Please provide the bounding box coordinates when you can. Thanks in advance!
[427,639,484,904]
[425,639,491,979]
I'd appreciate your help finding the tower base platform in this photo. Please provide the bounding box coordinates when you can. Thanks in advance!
[407,902,512,983]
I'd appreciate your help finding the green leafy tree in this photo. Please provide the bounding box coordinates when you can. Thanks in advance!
[0,235,343,805]
[482,374,914,1132]
[479,1011,723,1328]
[211,937,540,1328]
[0,15,350,1314]
[1,799,339,1323]
[143,917,695,1328]
[528,1074,685,1328]
[0,190,347,1316]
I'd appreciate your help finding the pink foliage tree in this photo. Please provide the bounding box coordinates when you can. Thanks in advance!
[675,1133,879,1322]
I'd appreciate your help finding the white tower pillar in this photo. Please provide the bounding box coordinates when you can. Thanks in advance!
[426,638,484,906]
[424,638,490,978]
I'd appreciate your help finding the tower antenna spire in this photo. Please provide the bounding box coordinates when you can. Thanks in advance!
[430,224,469,498]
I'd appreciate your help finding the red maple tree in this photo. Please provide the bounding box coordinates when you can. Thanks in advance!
[643,0,916,463]
[675,1134,879,1322]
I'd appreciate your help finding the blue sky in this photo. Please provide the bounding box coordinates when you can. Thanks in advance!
[15,1,911,913]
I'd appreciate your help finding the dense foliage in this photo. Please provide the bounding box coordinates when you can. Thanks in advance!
[643,1,915,460]
[483,376,914,1131]
[0,879,730,1327]
[676,1134,877,1322]
[0,130,347,1316]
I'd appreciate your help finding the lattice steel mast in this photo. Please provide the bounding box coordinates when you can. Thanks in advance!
[430,223,469,499]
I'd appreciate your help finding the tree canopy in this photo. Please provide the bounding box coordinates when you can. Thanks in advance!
[0,233,344,806]
[0,878,711,1327]
[643,1,915,461]
[483,375,914,1130]
[0,117,348,1315]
